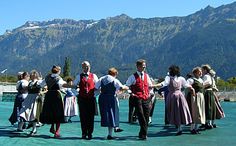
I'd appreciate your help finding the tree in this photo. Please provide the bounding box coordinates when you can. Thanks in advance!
[63,57,71,78]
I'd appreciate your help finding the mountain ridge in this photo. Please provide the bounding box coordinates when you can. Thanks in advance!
[1,2,236,81]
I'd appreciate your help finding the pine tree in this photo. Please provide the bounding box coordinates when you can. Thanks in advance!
[63,57,71,77]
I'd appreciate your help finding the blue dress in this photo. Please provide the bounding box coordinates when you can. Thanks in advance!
[98,79,119,127]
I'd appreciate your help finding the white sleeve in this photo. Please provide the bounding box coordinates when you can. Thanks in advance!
[39,79,46,87]
[161,76,170,86]
[126,75,135,87]
[58,78,66,89]
[180,77,191,88]
[187,78,194,85]
[95,78,102,89]
[146,74,153,87]
[114,79,124,91]
[203,74,212,86]
[21,80,29,87]
[93,74,99,84]
[37,79,43,85]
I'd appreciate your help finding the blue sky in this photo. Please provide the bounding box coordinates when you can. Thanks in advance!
[0,0,235,35]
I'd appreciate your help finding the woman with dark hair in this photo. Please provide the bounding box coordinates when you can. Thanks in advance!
[155,65,194,135]
[40,65,75,138]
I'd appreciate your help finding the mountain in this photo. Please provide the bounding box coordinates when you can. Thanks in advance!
[1,2,236,81]
[146,19,236,79]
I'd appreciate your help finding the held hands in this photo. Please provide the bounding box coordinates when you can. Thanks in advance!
[152,83,162,89]
[117,85,129,94]
[190,87,196,96]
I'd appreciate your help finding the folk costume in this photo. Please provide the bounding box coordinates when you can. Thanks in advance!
[126,71,153,139]
[74,72,98,139]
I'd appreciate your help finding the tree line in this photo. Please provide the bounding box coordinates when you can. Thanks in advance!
[1,57,236,91]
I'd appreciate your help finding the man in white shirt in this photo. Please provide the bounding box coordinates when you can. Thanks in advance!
[126,59,153,140]
[73,61,98,140]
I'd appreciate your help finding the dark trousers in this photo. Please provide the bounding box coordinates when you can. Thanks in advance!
[149,95,156,117]
[128,96,137,123]
[134,97,151,137]
[78,97,95,136]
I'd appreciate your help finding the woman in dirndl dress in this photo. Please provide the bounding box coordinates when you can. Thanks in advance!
[8,72,24,125]
[157,65,194,135]
[201,64,217,129]
[19,70,43,136]
[210,69,225,121]
[95,67,128,140]
[187,67,205,134]
[9,72,30,130]
[40,65,75,138]
[63,77,78,122]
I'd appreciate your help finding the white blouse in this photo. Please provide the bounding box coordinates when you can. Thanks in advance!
[202,74,212,86]
[95,75,125,91]
[161,75,191,88]
[187,77,203,85]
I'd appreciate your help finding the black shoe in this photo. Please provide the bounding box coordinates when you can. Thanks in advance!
[22,123,27,129]
[50,128,55,134]
[107,135,114,140]
[87,134,92,140]
[190,130,197,134]
[176,131,182,136]
[199,124,205,129]
[26,123,33,129]
[212,124,217,128]
[114,128,124,132]
[132,116,137,122]
[16,129,23,132]
[205,124,213,129]
[82,135,87,139]
[196,129,201,134]
[138,135,147,140]
[29,131,37,136]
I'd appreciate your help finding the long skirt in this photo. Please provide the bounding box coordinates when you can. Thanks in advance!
[19,93,38,122]
[204,90,216,120]
[166,90,192,126]
[40,90,65,124]
[99,94,119,127]
[191,92,205,124]
[9,94,24,125]
[213,92,225,119]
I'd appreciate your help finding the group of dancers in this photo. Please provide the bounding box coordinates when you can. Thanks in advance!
[155,64,224,136]
[8,59,224,140]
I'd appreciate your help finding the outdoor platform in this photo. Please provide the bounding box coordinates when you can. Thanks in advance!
[0,100,235,146]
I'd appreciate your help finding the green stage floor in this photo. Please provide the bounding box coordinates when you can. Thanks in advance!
[0,100,235,146]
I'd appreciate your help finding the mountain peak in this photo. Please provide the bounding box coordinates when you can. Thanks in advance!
[205,5,214,10]
[106,14,132,20]
[117,14,131,19]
